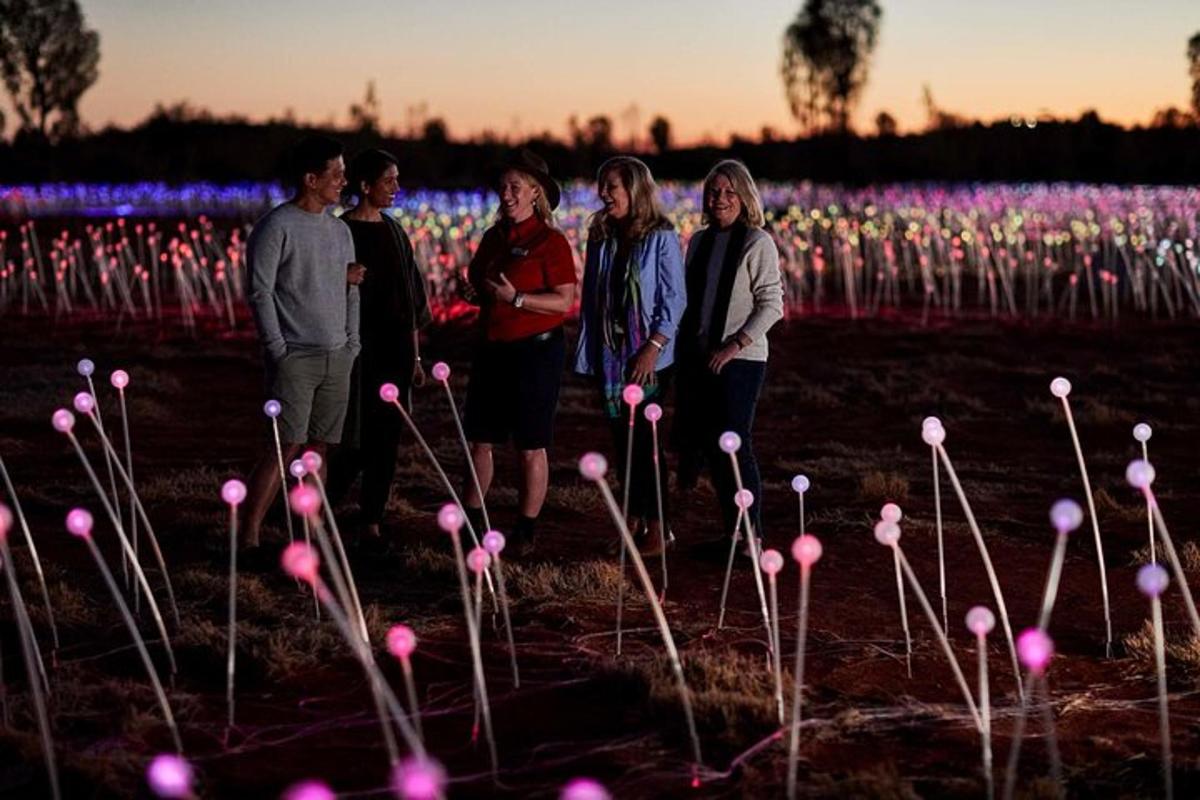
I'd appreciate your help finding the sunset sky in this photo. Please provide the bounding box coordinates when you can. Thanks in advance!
[71,0,1198,144]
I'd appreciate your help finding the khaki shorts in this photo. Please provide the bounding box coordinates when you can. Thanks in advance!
[267,347,355,445]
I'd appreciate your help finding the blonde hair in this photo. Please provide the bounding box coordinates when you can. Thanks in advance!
[701,159,765,228]
[498,168,556,228]
[589,156,672,241]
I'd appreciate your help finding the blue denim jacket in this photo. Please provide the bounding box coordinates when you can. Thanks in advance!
[572,226,687,375]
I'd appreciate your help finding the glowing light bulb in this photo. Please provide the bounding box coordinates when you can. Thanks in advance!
[579,452,608,481]
[387,624,417,659]
[966,606,995,636]
[791,534,822,567]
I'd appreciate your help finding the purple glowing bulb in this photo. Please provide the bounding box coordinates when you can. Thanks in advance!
[289,484,321,519]
[578,452,608,481]
[1049,377,1072,398]
[288,459,306,479]
[66,508,93,538]
[1049,499,1083,534]
[874,520,900,546]
[263,399,282,418]
[467,546,491,574]
[431,361,450,382]
[560,777,612,800]
[221,479,247,506]
[391,757,446,800]
[146,753,193,799]
[644,403,662,423]
[1133,423,1152,443]
[437,503,463,533]
[110,369,130,390]
[622,383,644,407]
[791,474,810,494]
[1016,628,1054,673]
[301,450,323,473]
[73,391,95,415]
[386,624,417,659]
[281,780,335,800]
[281,542,320,583]
[759,548,784,576]
[482,530,506,555]
[880,503,902,523]
[791,534,823,567]
[1137,564,1169,598]
[718,431,742,454]
[1126,459,1156,490]
[734,489,754,510]
[379,382,400,403]
[921,424,945,446]
[922,415,942,430]
[966,606,995,637]
[76,358,95,377]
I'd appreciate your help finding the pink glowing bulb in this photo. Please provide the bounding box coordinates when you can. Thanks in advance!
[289,484,321,518]
[263,399,282,418]
[874,520,900,546]
[880,503,902,523]
[759,548,784,576]
[1133,423,1152,443]
[379,382,400,403]
[791,534,822,567]
[282,780,335,800]
[1126,459,1156,490]
[718,431,742,454]
[73,391,95,415]
[281,542,320,583]
[77,358,95,377]
[1137,564,1169,598]
[301,450,323,473]
[437,503,463,533]
[922,415,942,430]
[579,452,608,481]
[467,546,491,574]
[482,530,506,555]
[0,504,10,540]
[1049,377,1072,398]
[622,383,644,407]
[561,777,612,800]
[791,474,809,493]
[387,624,417,659]
[734,489,754,510]
[644,403,662,423]
[966,606,995,637]
[110,369,130,390]
[221,479,247,506]
[66,508,93,537]
[921,424,945,446]
[391,757,446,800]
[1049,499,1083,533]
[289,459,307,479]
[431,361,451,382]
[146,753,193,799]
[1016,628,1054,673]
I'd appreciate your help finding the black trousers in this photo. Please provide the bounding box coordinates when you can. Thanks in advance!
[602,371,672,524]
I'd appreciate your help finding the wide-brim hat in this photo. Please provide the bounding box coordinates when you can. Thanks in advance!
[489,148,561,211]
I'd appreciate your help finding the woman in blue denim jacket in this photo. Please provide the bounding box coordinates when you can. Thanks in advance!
[573,156,686,554]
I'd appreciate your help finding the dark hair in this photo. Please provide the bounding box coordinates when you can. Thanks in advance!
[345,148,399,201]
[286,135,344,191]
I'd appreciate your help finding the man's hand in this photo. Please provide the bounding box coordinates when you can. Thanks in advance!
[484,273,518,304]
[347,262,367,285]
[708,341,741,374]
[627,343,660,385]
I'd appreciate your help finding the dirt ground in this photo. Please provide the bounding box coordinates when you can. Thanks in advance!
[0,309,1198,798]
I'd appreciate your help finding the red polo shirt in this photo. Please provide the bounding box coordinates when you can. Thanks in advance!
[469,215,576,342]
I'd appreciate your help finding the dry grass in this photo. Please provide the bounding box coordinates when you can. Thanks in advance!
[138,465,224,505]
[1122,620,1200,681]
[857,471,910,506]
[1095,487,1148,525]
[1127,541,1200,573]
[508,559,638,607]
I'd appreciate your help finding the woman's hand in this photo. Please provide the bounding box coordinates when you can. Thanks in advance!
[708,341,742,374]
[628,344,660,385]
[484,273,518,304]
[347,262,367,285]
[411,359,426,388]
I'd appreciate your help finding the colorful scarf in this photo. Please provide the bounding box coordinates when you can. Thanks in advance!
[597,238,662,418]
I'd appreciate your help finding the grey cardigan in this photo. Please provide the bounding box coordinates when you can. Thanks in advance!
[683,226,784,362]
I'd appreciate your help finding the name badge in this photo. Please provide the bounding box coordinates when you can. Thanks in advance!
[510,247,528,257]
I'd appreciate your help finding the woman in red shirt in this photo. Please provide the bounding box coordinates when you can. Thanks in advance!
[461,149,577,552]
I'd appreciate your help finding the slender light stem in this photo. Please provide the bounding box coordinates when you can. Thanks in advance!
[767,574,784,724]
[1037,532,1069,631]
[727,453,774,655]
[615,406,636,656]
[271,420,296,545]
[400,657,424,743]
[785,563,812,800]
[716,508,745,629]
[81,535,182,753]
[1151,594,1173,800]
[226,506,237,729]
[650,419,668,597]
[1002,671,1037,800]
[936,444,1022,700]
[1147,497,1200,638]
[117,388,139,614]
[87,377,126,584]
[1059,397,1112,656]
[440,380,491,532]
[0,455,59,652]
[1142,441,1155,564]
[977,632,993,800]
[309,472,369,643]
[933,445,947,632]
[449,530,498,777]
[492,555,520,687]
[893,547,912,678]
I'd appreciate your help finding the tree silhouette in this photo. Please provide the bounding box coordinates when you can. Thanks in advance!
[0,0,99,141]
[781,0,882,135]
[1188,32,1200,120]
[874,110,897,137]
[348,80,381,133]
[649,115,672,153]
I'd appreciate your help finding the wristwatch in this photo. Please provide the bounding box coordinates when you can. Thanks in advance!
[512,292,525,309]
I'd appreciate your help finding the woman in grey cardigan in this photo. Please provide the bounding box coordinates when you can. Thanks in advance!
[673,160,784,541]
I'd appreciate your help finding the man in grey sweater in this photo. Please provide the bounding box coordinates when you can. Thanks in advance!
[241,135,361,551]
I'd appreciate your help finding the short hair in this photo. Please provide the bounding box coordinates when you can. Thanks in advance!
[286,135,344,191]
[701,160,765,228]
[346,148,399,201]
[588,156,672,242]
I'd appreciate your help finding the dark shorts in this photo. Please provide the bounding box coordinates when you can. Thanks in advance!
[463,327,566,450]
